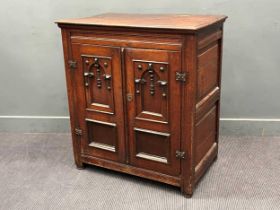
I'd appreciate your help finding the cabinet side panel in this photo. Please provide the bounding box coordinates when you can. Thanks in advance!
[194,25,223,183]
[195,105,217,165]
[60,29,84,168]
[197,44,219,100]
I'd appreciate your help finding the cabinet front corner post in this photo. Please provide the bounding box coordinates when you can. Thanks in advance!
[60,28,84,168]
[180,34,197,196]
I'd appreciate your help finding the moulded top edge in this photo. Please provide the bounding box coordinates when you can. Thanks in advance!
[55,13,227,31]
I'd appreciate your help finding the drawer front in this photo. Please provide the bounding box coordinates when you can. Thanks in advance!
[72,44,126,163]
[125,48,182,176]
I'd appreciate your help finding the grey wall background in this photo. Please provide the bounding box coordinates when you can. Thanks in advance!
[0,0,279,135]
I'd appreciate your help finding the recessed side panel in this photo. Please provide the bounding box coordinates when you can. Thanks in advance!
[197,44,219,100]
[194,105,217,166]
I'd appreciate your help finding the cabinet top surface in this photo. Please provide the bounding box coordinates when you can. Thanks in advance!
[56,13,227,31]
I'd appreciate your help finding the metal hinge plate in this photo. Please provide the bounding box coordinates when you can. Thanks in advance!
[74,128,82,136]
[176,150,185,159]
[68,60,77,70]
[176,72,188,83]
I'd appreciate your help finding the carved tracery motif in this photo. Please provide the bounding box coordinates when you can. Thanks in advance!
[83,57,112,91]
[134,62,168,97]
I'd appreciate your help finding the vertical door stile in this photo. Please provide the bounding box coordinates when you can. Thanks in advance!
[120,47,130,164]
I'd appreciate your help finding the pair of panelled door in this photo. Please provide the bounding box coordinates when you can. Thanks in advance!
[72,43,181,176]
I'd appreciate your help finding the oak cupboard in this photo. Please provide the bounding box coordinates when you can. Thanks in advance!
[56,13,227,197]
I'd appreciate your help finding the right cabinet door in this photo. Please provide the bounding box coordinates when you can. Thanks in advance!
[125,48,182,176]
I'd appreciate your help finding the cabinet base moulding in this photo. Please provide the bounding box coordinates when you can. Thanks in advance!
[81,154,181,187]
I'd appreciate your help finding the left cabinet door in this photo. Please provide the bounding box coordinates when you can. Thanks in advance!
[71,43,126,163]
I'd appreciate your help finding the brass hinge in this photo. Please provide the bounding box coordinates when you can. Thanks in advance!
[74,128,82,136]
[176,72,188,83]
[176,150,185,159]
[68,60,77,70]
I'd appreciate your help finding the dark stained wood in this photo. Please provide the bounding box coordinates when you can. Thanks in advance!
[179,34,197,196]
[196,87,220,120]
[57,13,227,197]
[56,13,227,31]
[195,105,217,165]
[70,31,183,51]
[81,154,181,187]
[71,44,126,163]
[60,29,84,169]
[125,48,181,176]
[198,29,222,50]
[194,142,218,184]
[197,44,219,100]
[193,23,224,191]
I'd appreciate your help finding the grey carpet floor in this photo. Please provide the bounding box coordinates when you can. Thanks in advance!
[0,133,279,210]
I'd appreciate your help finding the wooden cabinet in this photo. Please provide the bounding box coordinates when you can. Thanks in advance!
[56,13,227,197]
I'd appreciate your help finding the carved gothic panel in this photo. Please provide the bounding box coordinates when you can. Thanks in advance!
[134,61,169,123]
[82,55,114,114]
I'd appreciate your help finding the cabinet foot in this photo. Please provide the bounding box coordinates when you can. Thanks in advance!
[213,154,218,162]
[181,184,193,198]
[183,192,193,198]
[76,162,85,170]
